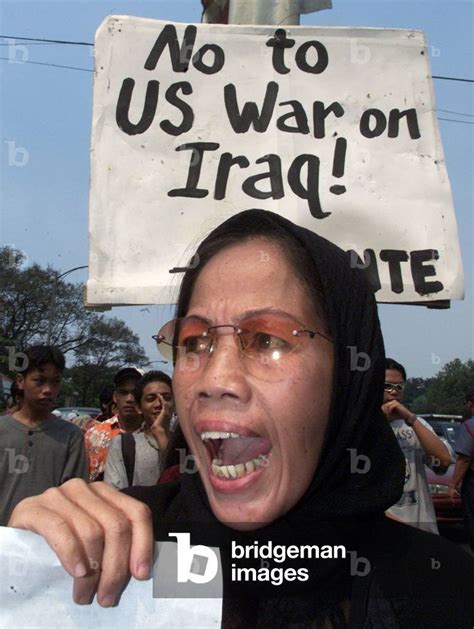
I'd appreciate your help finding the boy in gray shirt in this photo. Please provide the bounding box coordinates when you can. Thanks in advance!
[1,345,87,525]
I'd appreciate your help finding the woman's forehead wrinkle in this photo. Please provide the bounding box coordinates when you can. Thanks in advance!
[188,240,312,323]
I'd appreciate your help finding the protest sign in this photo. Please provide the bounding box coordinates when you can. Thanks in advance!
[87,16,463,306]
[0,528,222,628]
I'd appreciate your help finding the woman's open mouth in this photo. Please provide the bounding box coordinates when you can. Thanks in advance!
[200,431,272,481]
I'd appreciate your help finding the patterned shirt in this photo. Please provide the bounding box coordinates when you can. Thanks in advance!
[84,416,124,481]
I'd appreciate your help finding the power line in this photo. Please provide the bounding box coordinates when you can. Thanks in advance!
[433,75,474,84]
[438,117,474,126]
[0,42,78,47]
[438,108,474,119]
[0,35,92,46]
[0,57,93,72]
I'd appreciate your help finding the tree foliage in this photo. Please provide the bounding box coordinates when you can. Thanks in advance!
[404,377,434,414]
[402,359,474,416]
[0,247,90,366]
[74,316,148,368]
[0,247,149,405]
[68,318,150,405]
[424,359,474,416]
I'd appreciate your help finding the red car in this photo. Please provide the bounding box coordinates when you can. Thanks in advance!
[426,465,462,524]
[423,419,463,524]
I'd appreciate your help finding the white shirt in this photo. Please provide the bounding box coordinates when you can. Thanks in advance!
[387,417,439,535]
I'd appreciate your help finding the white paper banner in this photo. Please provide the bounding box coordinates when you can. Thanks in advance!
[87,17,463,306]
[0,527,222,628]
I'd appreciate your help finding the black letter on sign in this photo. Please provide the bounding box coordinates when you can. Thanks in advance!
[359,109,387,138]
[242,155,284,200]
[380,250,409,294]
[388,109,421,139]
[224,82,278,133]
[192,44,225,75]
[288,154,331,219]
[410,249,444,295]
[161,82,194,136]
[313,101,344,139]
[295,41,329,74]
[145,24,197,72]
[168,142,220,198]
[116,78,159,136]
[266,29,295,75]
[214,153,250,200]
[277,101,310,134]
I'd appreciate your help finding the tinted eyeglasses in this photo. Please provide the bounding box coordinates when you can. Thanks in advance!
[384,382,405,393]
[152,313,333,382]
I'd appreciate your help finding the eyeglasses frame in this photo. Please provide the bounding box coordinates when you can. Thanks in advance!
[152,317,333,364]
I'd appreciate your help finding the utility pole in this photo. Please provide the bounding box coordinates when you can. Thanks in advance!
[202,0,332,25]
[46,266,88,345]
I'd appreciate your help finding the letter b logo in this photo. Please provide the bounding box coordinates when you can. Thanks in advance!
[170,533,218,584]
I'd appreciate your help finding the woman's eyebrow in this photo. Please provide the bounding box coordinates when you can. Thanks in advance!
[237,307,297,321]
[186,308,297,324]
[184,313,213,325]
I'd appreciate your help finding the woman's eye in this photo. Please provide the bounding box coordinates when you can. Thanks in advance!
[183,335,210,354]
[250,333,290,353]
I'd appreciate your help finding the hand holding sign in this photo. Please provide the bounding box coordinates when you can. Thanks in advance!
[8,479,153,607]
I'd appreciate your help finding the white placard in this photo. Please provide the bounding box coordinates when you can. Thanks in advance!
[87,16,463,306]
[0,527,222,628]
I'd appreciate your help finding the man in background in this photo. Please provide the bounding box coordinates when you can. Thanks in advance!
[104,370,175,489]
[84,367,143,481]
[0,345,87,525]
[383,358,451,534]
[448,384,474,550]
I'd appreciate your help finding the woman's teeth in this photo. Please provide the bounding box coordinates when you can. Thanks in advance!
[200,430,271,479]
[211,454,268,480]
[201,431,240,439]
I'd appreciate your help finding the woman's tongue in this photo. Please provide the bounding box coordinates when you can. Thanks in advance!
[218,436,271,466]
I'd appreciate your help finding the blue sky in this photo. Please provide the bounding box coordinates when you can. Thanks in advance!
[1,0,472,378]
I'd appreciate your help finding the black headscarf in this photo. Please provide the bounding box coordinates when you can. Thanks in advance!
[130,209,406,625]
[173,209,404,513]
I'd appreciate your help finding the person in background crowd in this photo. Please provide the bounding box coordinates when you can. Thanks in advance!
[0,345,87,525]
[104,371,175,489]
[84,367,143,481]
[5,382,23,415]
[95,385,115,422]
[448,384,474,550]
[383,358,451,534]
[0,382,22,415]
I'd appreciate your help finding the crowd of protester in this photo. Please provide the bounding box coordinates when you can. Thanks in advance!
[1,343,473,545]
[0,345,182,526]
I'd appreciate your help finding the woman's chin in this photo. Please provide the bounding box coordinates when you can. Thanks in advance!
[209,496,277,531]
[202,466,283,530]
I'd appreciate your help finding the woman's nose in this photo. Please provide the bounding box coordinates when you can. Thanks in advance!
[196,334,251,403]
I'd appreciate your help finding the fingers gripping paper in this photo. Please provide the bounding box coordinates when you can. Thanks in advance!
[87,17,463,306]
[0,528,222,628]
